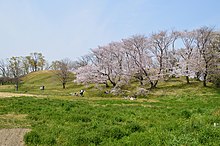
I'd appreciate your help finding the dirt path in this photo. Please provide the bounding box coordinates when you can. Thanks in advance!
[0,128,30,146]
[0,93,33,145]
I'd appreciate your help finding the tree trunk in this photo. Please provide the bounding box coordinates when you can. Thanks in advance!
[150,81,157,89]
[62,82,66,89]
[186,65,190,84]
[142,68,156,89]
[153,80,158,88]
[203,73,207,87]
[140,80,143,86]
[34,61,37,72]
[203,64,208,87]
[111,82,116,87]
[135,76,144,86]
[108,76,116,87]
[186,76,190,84]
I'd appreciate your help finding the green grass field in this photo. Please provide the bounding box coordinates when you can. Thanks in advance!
[0,71,220,145]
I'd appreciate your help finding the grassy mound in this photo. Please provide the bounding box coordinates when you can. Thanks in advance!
[0,70,82,96]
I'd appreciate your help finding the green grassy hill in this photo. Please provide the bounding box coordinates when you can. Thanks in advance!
[0,70,83,96]
[21,70,61,91]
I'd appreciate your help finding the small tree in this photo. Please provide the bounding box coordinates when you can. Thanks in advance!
[28,52,46,72]
[8,57,23,91]
[148,31,174,88]
[52,58,73,89]
[0,59,10,85]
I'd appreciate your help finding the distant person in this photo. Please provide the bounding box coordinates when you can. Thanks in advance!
[80,89,85,96]
[104,90,109,94]
[40,86,45,90]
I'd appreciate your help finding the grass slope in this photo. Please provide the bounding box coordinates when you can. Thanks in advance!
[20,70,75,95]
[0,70,115,98]
[0,70,83,96]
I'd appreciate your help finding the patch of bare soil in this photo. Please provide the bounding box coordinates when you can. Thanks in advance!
[0,128,30,146]
[0,92,37,98]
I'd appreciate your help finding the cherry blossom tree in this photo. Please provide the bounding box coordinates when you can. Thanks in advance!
[194,27,215,87]
[148,31,175,88]
[179,30,196,83]
[91,46,116,86]
[72,54,93,70]
[74,27,220,89]
[75,41,132,87]
[122,35,154,87]
[166,31,180,77]
[75,64,108,86]
[91,42,127,87]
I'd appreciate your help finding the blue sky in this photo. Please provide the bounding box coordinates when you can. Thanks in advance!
[0,0,220,62]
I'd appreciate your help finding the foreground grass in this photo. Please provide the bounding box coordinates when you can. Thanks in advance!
[0,86,220,145]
